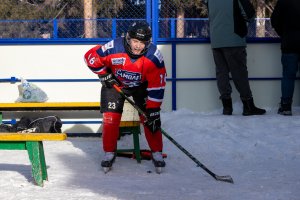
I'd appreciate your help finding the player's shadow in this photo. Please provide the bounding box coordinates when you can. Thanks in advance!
[0,164,33,183]
[63,124,102,137]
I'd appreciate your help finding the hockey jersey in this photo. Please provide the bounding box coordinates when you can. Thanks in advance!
[84,37,167,109]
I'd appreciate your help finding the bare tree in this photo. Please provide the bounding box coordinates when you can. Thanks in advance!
[96,0,124,18]
[251,0,278,37]
[256,0,266,37]
[84,0,96,38]
[176,2,185,38]
[167,0,204,38]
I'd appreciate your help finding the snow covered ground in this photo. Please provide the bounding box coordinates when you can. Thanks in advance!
[0,103,300,200]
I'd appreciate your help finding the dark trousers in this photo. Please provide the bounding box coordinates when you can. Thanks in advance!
[281,53,300,103]
[212,47,252,100]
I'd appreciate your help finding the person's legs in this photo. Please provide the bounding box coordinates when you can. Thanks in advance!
[212,48,233,115]
[131,85,165,170]
[100,87,124,153]
[131,84,163,152]
[212,48,232,99]
[223,47,265,115]
[102,112,122,152]
[223,47,252,100]
[142,121,163,152]
[278,53,300,115]
[281,53,300,103]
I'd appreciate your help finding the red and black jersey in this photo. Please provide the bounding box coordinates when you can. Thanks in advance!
[84,37,167,109]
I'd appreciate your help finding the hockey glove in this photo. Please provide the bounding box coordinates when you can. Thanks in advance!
[98,73,119,88]
[145,108,161,133]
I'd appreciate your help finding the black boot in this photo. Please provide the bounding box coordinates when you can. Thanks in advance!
[278,102,292,116]
[221,98,233,115]
[242,98,266,116]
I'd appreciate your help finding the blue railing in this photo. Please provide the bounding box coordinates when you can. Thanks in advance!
[0,18,279,45]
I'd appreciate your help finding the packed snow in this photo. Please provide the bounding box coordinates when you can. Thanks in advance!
[0,102,300,200]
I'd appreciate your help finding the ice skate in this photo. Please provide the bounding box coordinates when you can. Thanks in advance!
[101,152,116,173]
[152,152,166,174]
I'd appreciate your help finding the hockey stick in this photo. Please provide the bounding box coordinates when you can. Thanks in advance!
[113,84,234,184]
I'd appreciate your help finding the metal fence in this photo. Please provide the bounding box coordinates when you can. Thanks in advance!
[0,0,278,43]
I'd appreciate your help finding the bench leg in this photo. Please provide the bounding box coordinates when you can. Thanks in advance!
[38,142,48,181]
[132,127,141,163]
[118,126,142,163]
[26,141,48,186]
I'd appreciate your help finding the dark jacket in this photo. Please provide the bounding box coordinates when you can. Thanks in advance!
[205,0,255,48]
[271,0,300,53]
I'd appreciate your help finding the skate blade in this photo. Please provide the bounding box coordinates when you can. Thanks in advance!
[155,167,162,174]
[103,167,111,173]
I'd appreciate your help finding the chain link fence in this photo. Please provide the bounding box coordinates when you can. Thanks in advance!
[0,0,278,40]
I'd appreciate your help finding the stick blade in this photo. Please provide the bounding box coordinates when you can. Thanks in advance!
[215,175,234,184]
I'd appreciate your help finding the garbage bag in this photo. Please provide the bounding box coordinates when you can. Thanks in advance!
[15,78,48,102]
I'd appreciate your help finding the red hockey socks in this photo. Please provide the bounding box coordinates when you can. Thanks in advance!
[102,112,122,152]
[141,115,163,152]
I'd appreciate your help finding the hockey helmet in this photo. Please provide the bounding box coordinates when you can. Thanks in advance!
[124,21,152,58]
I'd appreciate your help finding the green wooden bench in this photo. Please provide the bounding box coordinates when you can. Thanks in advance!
[0,132,67,186]
[0,102,143,186]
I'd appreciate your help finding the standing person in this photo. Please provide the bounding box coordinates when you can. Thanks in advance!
[205,0,266,116]
[84,21,167,173]
[271,0,300,116]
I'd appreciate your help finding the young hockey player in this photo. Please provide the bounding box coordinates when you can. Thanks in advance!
[84,21,167,173]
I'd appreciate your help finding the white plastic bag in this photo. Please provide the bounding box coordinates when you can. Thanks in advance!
[15,78,48,102]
